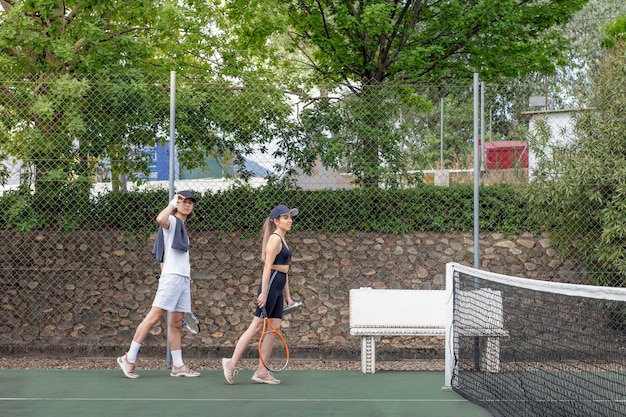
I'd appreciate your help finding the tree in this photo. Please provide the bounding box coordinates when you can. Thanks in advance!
[545,0,626,108]
[0,1,181,191]
[453,2,626,174]
[0,1,297,198]
[529,37,626,287]
[0,1,191,229]
[601,12,626,48]
[238,0,589,186]
[285,0,589,84]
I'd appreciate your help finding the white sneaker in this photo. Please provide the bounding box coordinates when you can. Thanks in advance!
[222,358,237,385]
[170,364,200,377]
[117,355,139,379]
[251,371,281,385]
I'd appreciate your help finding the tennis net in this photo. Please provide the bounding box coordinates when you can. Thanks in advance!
[446,263,626,417]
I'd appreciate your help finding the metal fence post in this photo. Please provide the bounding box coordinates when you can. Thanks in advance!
[165,70,177,368]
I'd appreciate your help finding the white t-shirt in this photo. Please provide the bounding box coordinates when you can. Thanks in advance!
[160,215,191,278]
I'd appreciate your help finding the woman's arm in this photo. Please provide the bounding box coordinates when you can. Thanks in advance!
[283,274,293,306]
[257,234,281,308]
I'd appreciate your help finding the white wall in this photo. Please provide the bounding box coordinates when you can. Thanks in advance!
[525,109,582,180]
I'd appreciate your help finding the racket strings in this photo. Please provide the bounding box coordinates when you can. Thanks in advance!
[182,312,200,333]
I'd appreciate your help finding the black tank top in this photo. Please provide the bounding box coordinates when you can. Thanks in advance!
[272,233,292,265]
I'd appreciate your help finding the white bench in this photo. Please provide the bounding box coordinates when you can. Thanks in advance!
[349,286,507,376]
[454,287,509,373]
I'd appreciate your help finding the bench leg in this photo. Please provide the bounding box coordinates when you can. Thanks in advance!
[361,336,375,374]
[479,336,501,373]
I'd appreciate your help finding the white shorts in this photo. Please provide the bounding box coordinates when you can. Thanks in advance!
[152,273,192,313]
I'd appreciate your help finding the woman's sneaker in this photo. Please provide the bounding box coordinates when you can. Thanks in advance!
[251,371,281,385]
[117,355,139,379]
[222,358,237,384]
[170,364,200,377]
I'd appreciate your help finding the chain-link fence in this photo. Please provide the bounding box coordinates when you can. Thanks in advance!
[0,55,624,356]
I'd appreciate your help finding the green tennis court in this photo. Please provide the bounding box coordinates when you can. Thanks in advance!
[0,368,491,417]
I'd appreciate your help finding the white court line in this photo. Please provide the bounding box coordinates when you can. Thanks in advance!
[2,398,622,405]
[0,398,471,402]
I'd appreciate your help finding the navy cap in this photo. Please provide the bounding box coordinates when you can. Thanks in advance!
[178,190,197,202]
[269,205,299,220]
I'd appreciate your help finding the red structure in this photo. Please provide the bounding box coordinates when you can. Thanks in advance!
[484,141,528,170]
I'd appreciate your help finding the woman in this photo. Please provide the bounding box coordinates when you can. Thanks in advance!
[221,204,298,385]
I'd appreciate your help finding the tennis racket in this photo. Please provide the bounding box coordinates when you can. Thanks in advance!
[182,312,200,334]
[258,307,289,372]
[283,301,303,315]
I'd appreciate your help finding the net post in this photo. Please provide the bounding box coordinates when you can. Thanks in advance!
[443,262,455,390]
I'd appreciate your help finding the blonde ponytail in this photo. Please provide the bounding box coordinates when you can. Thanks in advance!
[260,217,276,262]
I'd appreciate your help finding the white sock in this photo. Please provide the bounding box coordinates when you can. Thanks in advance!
[127,341,142,363]
[171,350,184,368]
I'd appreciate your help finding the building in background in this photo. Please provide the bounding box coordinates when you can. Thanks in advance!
[523,109,582,180]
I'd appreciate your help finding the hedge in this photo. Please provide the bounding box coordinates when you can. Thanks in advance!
[0,183,538,236]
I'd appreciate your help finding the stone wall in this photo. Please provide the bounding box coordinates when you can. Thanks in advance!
[0,229,587,359]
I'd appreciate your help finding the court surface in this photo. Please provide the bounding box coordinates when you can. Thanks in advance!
[0,369,491,417]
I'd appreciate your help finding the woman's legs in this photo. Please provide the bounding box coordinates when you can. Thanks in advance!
[224,316,263,371]
[255,317,282,376]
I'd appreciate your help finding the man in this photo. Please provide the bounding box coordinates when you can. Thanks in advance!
[117,190,200,378]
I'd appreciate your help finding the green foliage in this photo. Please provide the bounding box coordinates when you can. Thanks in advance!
[0,184,537,235]
[528,40,626,287]
[0,1,176,193]
[0,1,594,194]
[0,173,94,234]
[539,0,626,109]
[258,0,589,187]
[601,13,626,49]
[193,186,294,236]
[279,0,587,84]
[93,190,168,232]
[296,85,427,188]
[33,169,94,233]
[0,186,40,233]
[401,84,476,170]
[174,78,295,180]
[0,1,305,188]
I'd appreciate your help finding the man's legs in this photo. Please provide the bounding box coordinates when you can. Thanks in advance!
[117,306,166,378]
[128,307,167,359]
[168,311,200,377]
[168,311,184,366]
